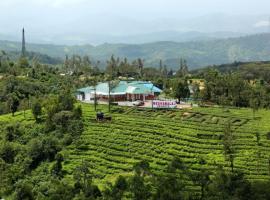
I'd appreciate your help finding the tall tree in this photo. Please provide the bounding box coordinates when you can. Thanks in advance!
[154,157,187,200]
[183,59,189,75]
[191,168,211,200]
[107,55,120,112]
[106,55,119,79]
[7,92,20,116]
[173,80,190,102]
[32,100,42,122]
[159,59,163,77]
[138,58,144,78]
[249,86,263,119]
[130,161,152,200]
[223,121,234,172]
[108,80,119,113]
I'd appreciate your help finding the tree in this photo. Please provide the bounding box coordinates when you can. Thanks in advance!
[159,59,163,77]
[89,77,98,111]
[154,175,186,200]
[190,161,211,200]
[192,83,201,103]
[32,100,42,122]
[5,123,21,142]
[173,80,190,102]
[58,90,75,111]
[73,105,83,119]
[52,111,74,133]
[133,160,151,177]
[223,121,234,172]
[51,153,64,179]
[0,142,17,164]
[183,59,189,76]
[163,65,168,77]
[7,92,20,116]
[249,87,262,119]
[93,60,101,75]
[105,176,128,200]
[138,58,144,78]
[73,160,101,199]
[73,160,92,191]
[106,55,120,112]
[176,58,188,77]
[28,136,60,169]
[207,168,252,200]
[27,138,44,169]
[255,132,261,146]
[17,57,29,68]
[14,181,34,200]
[154,158,187,200]
[108,80,119,113]
[47,180,75,200]
[106,55,119,79]
[21,98,28,118]
[130,161,152,200]
[44,96,59,132]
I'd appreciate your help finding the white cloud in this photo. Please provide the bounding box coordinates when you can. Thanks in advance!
[254,20,270,27]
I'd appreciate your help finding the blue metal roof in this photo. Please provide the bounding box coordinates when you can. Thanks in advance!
[77,81,162,95]
[77,86,94,93]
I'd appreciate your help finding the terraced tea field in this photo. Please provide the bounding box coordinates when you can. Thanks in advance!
[62,104,270,189]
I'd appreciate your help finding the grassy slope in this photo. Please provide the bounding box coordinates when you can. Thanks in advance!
[1,105,270,192]
[62,104,270,190]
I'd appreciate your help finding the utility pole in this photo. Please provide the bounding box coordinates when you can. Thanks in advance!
[151,85,154,110]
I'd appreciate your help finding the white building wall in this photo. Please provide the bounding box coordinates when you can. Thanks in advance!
[77,94,83,101]
[85,93,93,101]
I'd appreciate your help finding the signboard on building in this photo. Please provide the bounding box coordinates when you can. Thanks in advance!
[152,100,177,109]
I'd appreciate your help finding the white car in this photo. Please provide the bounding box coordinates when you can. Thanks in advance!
[132,100,144,106]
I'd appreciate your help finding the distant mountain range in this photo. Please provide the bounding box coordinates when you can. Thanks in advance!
[1,13,269,45]
[0,33,270,69]
[0,30,249,45]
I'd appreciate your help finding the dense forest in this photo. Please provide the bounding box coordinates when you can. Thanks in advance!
[1,52,270,199]
[0,50,62,66]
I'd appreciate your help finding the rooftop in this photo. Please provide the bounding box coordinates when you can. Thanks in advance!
[77,81,162,95]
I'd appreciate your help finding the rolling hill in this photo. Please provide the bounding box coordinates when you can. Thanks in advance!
[63,104,270,186]
[193,61,270,82]
[0,33,270,69]
[2,103,270,193]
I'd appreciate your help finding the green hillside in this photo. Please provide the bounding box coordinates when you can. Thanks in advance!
[2,102,270,198]
[1,33,270,69]
[2,56,270,198]
[0,50,62,65]
[193,61,270,82]
[3,103,268,189]
[61,104,270,188]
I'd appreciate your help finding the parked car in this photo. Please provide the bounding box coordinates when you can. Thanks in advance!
[132,100,144,106]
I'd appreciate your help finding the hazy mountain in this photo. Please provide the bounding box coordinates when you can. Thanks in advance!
[0,30,247,45]
[1,33,270,69]
[77,31,246,44]
[0,14,269,45]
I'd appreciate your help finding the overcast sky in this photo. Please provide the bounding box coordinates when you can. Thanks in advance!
[0,0,269,44]
[1,0,269,18]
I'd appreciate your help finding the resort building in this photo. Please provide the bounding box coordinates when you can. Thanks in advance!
[77,81,162,102]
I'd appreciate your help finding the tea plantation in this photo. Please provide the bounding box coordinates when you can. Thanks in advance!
[60,103,270,190]
[1,103,270,194]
